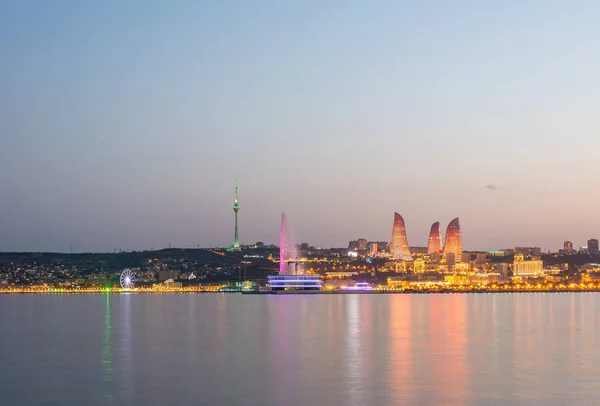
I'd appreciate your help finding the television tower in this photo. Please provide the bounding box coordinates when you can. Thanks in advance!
[233,178,240,250]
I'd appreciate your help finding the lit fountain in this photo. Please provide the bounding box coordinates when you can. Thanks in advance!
[268,212,322,291]
[279,213,299,275]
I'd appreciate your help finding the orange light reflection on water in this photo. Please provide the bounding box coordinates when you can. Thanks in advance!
[388,294,469,405]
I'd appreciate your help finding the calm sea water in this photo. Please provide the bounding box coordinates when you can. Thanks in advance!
[1,293,599,406]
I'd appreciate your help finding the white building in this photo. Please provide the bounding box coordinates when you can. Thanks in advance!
[513,260,543,277]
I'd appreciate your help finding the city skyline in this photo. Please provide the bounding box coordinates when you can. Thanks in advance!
[2,1,600,252]
[1,197,600,253]
[0,192,599,253]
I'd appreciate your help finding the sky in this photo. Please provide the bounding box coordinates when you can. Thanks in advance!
[1,0,600,252]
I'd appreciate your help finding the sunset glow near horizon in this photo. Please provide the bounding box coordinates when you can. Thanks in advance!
[1,1,600,252]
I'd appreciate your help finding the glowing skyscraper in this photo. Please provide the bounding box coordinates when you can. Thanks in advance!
[391,213,412,260]
[443,218,462,260]
[232,178,240,251]
[427,222,441,255]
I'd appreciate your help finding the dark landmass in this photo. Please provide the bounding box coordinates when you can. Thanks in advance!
[1,248,599,288]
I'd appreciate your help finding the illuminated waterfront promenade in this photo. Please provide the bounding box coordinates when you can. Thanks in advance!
[4,282,600,294]
[0,286,223,294]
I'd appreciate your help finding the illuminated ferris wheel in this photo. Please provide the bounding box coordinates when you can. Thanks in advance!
[120,269,135,289]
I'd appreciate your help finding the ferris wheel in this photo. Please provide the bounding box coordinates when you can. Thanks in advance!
[120,269,135,289]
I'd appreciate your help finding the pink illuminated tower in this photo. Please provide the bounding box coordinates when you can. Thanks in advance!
[427,222,441,255]
[390,213,412,260]
[443,218,462,260]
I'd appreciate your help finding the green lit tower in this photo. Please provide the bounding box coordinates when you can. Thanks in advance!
[233,178,240,250]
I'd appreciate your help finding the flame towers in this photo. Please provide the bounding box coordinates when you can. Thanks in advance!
[443,217,462,260]
[391,213,412,260]
[387,214,462,262]
[427,222,441,255]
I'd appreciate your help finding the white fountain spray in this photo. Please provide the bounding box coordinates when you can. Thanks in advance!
[279,213,299,274]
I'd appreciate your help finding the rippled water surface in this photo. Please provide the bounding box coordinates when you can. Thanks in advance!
[1,293,599,405]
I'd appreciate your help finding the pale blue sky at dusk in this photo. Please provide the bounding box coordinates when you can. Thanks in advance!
[1,0,600,252]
